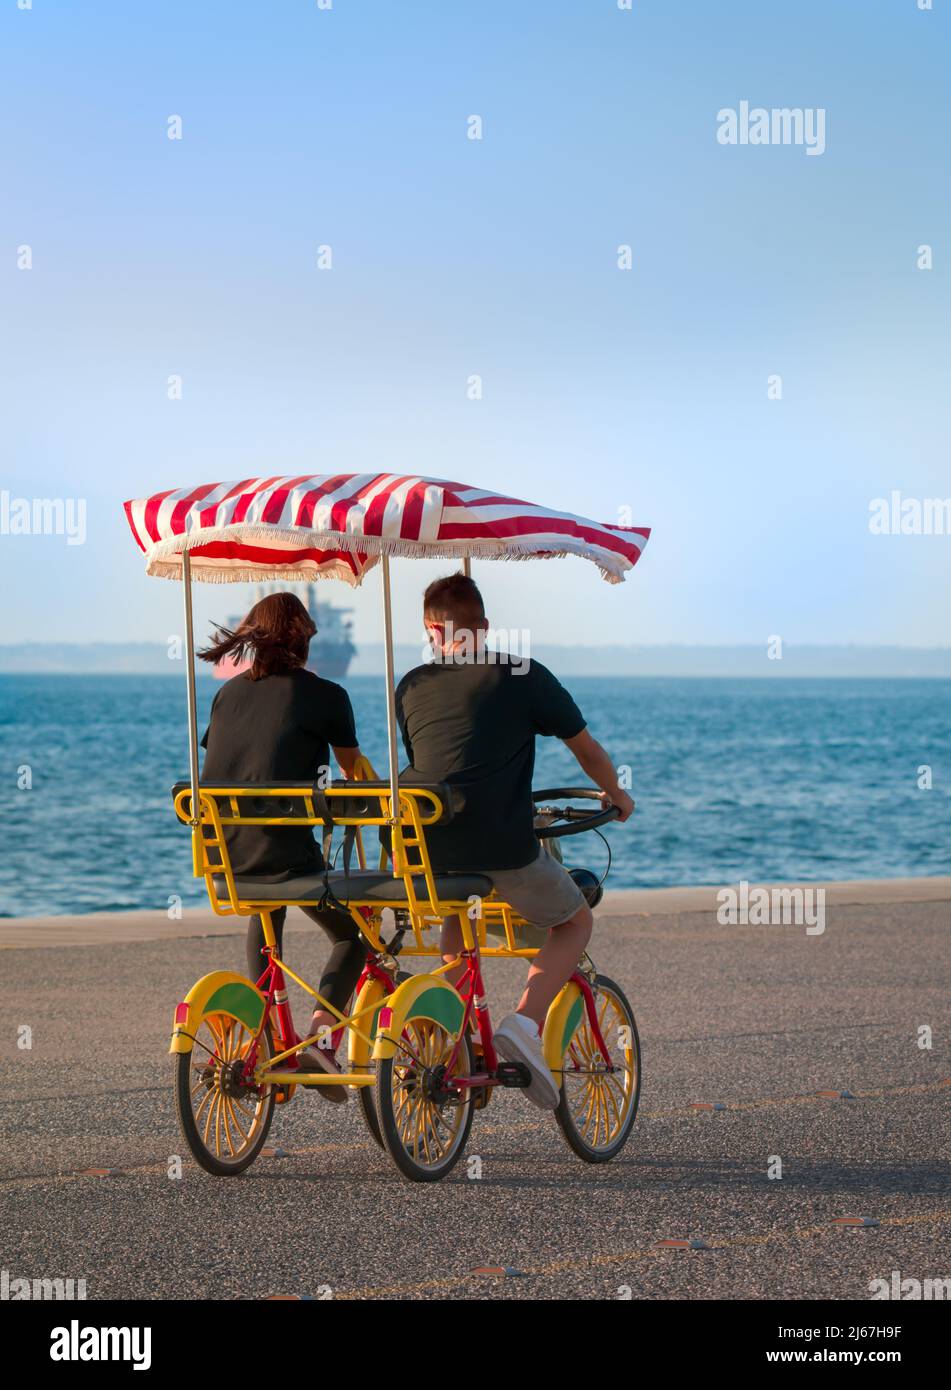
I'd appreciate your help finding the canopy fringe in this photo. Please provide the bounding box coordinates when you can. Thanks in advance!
[143,523,633,585]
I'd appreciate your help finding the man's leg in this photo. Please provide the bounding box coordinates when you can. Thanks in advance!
[489,853,592,1111]
[515,901,593,1028]
[439,913,471,989]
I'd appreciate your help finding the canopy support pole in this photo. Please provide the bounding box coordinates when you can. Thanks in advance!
[380,555,401,842]
[182,550,201,825]
[462,556,471,577]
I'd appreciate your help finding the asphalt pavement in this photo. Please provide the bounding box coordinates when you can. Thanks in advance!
[1,890,949,1301]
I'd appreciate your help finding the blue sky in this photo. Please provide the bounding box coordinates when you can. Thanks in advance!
[1,0,948,651]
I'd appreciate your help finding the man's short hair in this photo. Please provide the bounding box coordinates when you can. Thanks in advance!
[423,573,486,629]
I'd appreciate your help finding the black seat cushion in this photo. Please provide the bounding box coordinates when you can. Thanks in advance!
[213,868,492,905]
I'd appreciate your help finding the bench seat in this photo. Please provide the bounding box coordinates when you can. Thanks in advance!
[213,868,493,906]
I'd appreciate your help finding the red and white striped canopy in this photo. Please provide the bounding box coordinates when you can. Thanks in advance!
[124,474,650,586]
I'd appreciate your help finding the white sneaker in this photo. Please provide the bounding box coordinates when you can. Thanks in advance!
[493,1013,560,1111]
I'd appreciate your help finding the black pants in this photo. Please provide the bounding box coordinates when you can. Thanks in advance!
[247,905,366,1016]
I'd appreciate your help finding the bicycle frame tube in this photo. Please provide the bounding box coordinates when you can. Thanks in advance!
[233,951,298,1080]
[444,951,497,1081]
[572,970,613,1067]
[340,956,396,1051]
[240,949,400,1083]
[444,964,613,1092]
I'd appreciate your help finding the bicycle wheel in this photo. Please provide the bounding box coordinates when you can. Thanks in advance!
[355,970,411,1150]
[357,1069,385,1149]
[175,1011,275,1176]
[375,1021,475,1182]
[554,974,640,1163]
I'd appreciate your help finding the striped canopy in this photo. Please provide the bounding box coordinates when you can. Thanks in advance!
[124,473,650,585]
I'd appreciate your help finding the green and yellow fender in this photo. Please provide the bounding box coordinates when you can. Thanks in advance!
[368,974,584,1072]
[541,980,586,1077]
[169,970,266,1055]
[371,974,467,1060]
[348,973,391,1071]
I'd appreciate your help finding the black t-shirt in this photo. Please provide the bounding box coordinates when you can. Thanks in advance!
[395,658,585,872]
[200,668,358,881]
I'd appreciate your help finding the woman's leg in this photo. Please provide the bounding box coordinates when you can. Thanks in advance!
[299,906,366,1049]
[439,913,468,987]
[246,907,287,981]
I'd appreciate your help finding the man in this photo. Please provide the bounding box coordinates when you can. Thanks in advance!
[394,573,634,1110]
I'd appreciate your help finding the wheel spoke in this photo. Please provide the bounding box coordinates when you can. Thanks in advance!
[602,1077,621,1136]
[221,1097,238,1156]
[194,1082,215,1124]
[397,1099,415,1143]
[597,1081,610,1145]
[182,1013,273,1169]
[419,1107,433,1163]
[382,1018,470,1173]
[557,985,638,1153]
[223,1095,249,1146]
[232,1090,259,1119]
[213,1091,224,1157]
[580,1079,598,1137]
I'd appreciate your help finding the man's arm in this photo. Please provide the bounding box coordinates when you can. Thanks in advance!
[562,729,635,822]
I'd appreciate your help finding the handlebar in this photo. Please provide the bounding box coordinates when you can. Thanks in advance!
[532,786,629,840]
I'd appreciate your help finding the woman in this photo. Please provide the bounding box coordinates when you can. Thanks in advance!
[198,590,364,1103]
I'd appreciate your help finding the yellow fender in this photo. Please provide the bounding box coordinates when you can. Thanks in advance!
[372,974,466,1061]
[169,970,267,1055]
[348,973,391,1071]
[542,980,586,1075]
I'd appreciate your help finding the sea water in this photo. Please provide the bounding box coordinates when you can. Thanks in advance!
[0,675,947,918]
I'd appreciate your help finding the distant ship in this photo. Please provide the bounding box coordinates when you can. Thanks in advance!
[213,582,356,681]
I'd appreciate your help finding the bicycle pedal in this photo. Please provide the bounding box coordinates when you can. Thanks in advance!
[495,1062,531,1088]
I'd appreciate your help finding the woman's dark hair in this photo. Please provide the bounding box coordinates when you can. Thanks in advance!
[198,591,316,680]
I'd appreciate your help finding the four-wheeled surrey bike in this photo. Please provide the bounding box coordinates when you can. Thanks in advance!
[122,471,651,1182]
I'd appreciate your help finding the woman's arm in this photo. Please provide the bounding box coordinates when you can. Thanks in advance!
[332,744,362,779]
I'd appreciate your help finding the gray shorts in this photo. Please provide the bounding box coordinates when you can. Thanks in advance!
[485,847,586,943]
